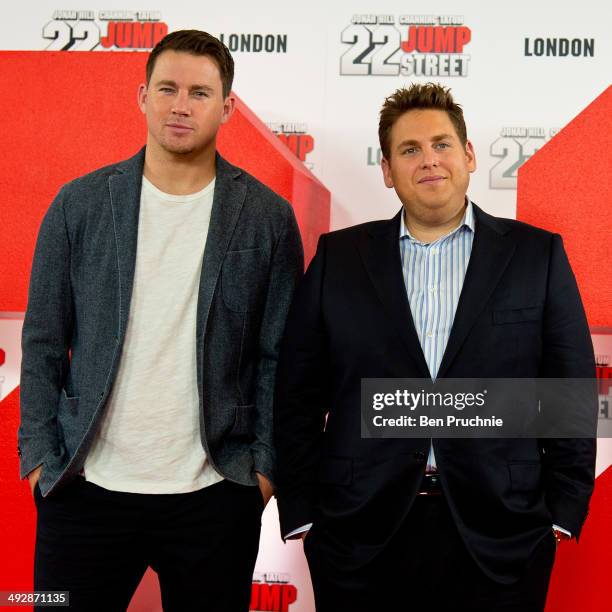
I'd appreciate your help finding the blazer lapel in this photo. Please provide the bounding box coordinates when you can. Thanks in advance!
[436,204,515,378]
[108,148,145,339]
[195,153,246,345]
[358,210,430,378]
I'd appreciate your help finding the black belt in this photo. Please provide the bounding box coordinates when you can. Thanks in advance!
[418,472,442,496]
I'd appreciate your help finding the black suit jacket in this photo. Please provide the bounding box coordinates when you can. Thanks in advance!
[274,204,595,583]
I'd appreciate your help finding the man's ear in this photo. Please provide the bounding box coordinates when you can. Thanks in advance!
[381,156,394,188]
[137,83,148,115]
[465,140,476,173]
[220,94,236,125]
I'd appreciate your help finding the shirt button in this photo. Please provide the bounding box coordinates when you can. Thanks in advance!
[427,332,434,338]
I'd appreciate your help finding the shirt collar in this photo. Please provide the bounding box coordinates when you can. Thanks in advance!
[400,199,475,242]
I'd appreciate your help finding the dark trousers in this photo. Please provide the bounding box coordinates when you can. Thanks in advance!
[34,478,263,612]
[305,495,556,612]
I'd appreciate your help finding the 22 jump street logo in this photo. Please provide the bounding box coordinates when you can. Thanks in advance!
[43,10,168,51]
[268,122,315,169]
[251,572,298,612]
[489,127,559,189]
[340,14,471,77]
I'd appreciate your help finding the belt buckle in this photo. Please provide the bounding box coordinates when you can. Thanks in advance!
[418,472,442,496]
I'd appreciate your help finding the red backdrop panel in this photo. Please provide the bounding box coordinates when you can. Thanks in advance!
[0,387,35,591]
[0,51,329,599]
[517,86,612,611]
[517,85,612,328]
[0,51,329,312]
[545,466,612,612]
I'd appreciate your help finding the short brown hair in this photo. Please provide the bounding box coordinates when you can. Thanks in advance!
[378,83,467,160]
[146,30,234,98]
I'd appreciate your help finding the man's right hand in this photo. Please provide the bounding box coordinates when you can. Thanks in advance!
[27,465,43,495]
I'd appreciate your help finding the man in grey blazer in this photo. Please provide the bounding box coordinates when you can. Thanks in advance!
[18,30,303,611]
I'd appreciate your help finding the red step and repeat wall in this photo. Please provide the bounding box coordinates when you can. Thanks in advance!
[0,2,610,610]
[516,86,612,612]
[0,51,328,612]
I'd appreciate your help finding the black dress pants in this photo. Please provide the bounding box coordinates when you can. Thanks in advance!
[34,478,263,612]
[305,495,556,612]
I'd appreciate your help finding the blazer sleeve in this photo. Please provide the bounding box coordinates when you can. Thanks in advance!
[539,233,596,538]
[274,234,330,537]
[250,203,304,486]
[18,188,74,479]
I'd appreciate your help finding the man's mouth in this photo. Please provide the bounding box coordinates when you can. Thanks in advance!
[166,123,193,132]
[418,175,446,184]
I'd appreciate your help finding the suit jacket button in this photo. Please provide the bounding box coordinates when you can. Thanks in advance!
[414,451,426,463]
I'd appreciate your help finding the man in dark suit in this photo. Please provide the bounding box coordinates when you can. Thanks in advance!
[19,30,303,611]
[274,83,595,611]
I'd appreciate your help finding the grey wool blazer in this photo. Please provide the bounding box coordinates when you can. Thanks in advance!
[18,148,304,496]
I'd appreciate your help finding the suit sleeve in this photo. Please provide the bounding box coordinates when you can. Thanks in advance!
[18,188,74,479]
[539,233,596,538]
[274,234,330,538]
[250,203,304,486]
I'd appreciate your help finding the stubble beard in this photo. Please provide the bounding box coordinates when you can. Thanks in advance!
[158,136,198,156]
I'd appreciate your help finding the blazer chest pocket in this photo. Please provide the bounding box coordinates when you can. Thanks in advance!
[221,248,267,313]
[493,306,543,325]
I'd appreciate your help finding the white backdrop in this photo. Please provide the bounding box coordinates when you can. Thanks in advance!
[1,2,610,610]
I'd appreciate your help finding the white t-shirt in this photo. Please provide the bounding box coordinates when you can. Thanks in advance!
[84,176,224,493]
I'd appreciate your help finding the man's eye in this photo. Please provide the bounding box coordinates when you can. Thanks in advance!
[193,91,208,98]
[434,142,450,149]
[159,87,174,93]
[402,147,417,155]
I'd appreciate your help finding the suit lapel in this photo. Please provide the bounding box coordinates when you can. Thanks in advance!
[359,210,430,378]
[436,205,515,378]
[108,149,145,338]
[195,153,246,344]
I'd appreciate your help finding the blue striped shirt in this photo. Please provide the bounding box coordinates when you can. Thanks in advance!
[399,201,475,469]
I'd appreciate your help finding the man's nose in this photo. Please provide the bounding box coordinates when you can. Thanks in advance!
[171,90,191,115]
[421,148,439,168]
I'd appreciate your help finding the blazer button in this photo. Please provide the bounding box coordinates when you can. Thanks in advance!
[414,451,426,463]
